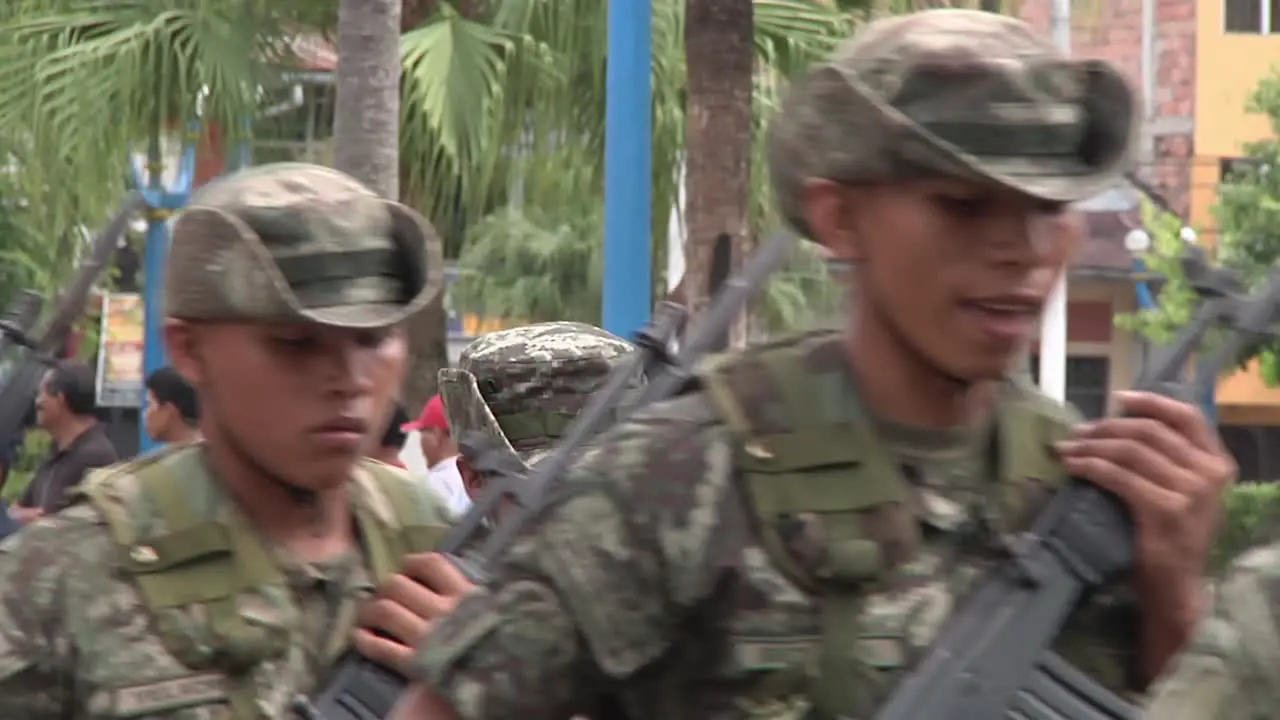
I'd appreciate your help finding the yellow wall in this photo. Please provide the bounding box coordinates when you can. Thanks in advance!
[1193,0,1280,419]
[1193,0,1280,160]
[1191,0,1280,233]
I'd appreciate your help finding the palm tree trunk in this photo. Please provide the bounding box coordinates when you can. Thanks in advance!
[683,0,755,347]
[333,0,448,412]
[333,0,402,198]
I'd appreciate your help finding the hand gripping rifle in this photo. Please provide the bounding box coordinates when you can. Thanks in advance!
[872,248,1280,720]
[303,231,799,720]
[0,192,145,449]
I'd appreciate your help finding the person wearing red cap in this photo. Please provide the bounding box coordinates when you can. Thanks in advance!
[402,394,470,515]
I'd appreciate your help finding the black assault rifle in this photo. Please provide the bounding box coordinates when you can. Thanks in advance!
[872,248,1280,720]
[304,231,799,720]
[0,192,145,450]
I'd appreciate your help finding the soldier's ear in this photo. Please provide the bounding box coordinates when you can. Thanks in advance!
[801,178,865,263]
[163,320,203,387]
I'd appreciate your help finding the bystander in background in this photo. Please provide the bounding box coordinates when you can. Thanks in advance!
[400,394,470,515]
[10,362,118,524]
[143,366,200,445]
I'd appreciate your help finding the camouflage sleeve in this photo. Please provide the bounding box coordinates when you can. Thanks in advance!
[1140,544,1280,719]
[0,504,116,717]
[1049,586,1143,697]
[409,394,738,720]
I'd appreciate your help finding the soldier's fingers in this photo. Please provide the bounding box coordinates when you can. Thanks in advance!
[1112,391,1223,453]
[1056,435,1196,495]
[378,573,457,622]
[359,595,430,646]
[401,552,477,598]
[352,628,415,672]
[1068,417,1199,471]
[1058,454,1188,521]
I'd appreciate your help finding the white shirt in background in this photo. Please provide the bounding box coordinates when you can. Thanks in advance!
[427,456,472,517]
[399,430,472,517]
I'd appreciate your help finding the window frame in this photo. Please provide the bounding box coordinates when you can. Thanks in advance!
[1224,0,1280,34]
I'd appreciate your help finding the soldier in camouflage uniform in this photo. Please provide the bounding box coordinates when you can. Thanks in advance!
[386,10,1236,720]
[439,322,638,522]
[0,162,460,718]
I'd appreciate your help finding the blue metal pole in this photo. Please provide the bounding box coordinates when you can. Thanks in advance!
[602,0,653,338]
[1132,256,1217,424]
[132,121,199,454]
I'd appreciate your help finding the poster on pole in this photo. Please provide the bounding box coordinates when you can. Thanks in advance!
[95,293,144,408]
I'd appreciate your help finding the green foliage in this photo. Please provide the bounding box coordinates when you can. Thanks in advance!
[1213,482,1280,576]
[399,0,852,323]
[1114,200,1198,344]
[452,203,606,325]
[1118,66,1280,383]
[0,430,50,504]
[451,200,843,332]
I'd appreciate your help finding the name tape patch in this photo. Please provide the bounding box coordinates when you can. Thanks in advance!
[102,673,228,717]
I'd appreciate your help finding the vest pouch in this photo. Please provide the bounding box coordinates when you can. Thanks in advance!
[743,460,920,720]
[119,516,297,671]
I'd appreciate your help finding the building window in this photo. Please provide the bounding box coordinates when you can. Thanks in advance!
[1225,0,1280,33]
[1219,425,1280,481]
[1027,355,1111,420]
[1221,157,1267,182]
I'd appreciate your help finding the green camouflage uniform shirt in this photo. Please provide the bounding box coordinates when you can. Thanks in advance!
[411,9,1145,720]
[0,162,453,718]
[412,336,1141,720]
[1140,544,1280,719]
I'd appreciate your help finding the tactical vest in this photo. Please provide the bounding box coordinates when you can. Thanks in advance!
[75,444,447,719]
[696,330,1076,719]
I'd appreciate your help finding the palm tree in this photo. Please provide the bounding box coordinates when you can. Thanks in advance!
[330,0,450,411]
[684,0,755,346]
[0,0,337,302]
[401,0,854,335]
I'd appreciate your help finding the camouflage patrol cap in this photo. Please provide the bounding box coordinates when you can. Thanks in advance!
[165,162,444,328]
[768,9,1139,239]
[437,322,638,472]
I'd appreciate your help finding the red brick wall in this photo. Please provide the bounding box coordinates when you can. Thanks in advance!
[1019,0,1197,217]
[1066,300,1114,343]
[193,123,226,188]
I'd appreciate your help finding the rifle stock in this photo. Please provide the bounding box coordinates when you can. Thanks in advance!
[871,250,1279,720]
[302,232,798,720]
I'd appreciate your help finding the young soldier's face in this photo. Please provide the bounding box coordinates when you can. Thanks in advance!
[166,320,408,490]
[807,178,1082,381]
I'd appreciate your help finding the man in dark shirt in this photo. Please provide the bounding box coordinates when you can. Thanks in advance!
[11,362,118,524]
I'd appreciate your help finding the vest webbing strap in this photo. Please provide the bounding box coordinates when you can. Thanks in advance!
[80,451,449,720]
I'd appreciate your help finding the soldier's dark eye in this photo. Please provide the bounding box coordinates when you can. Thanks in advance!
[270,335,318,353]
[934,194,992,218]
[355,329,391,348]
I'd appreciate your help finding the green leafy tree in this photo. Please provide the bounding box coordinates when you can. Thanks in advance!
[1117,67,1280,387]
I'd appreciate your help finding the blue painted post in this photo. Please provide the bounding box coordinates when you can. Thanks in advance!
[229,117,253,172]
[602,0,653,338]
[1132,256,1217,425]
[131,121,199,454]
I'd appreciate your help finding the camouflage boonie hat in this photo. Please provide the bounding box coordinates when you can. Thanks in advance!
[165,162,444,328]
[437,322,638,473]
[768,9,1138,238]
